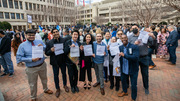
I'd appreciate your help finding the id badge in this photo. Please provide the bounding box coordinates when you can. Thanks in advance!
[129,48,132,54]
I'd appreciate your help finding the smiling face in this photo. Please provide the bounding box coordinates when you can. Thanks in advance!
[85,34,91,43]
[72,32,79,42]
[26,33,35,42]
[105,32,111,40]
[121,35,128,46]
[52,29,60,39]
[96,33,102,43]
[111,37,117,43]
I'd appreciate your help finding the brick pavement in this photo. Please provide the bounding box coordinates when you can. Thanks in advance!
[0,43,180,101]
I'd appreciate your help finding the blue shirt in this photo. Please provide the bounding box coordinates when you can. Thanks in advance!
[122,43,129,75]
[16,40,46,67]
[71,39,78,46]
[92,41,108,64]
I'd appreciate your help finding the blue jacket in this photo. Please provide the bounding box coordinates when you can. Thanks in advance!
[119,43,139,75]
[166,30,179,47]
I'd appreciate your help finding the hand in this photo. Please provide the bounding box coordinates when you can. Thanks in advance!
[51,47,55,52]
[104,52,106,56]
[119,52,124,57]
[107,45,110,50]
[38,44,43,46]
[32,58,40,62]
[70,44,75,47]
[148,33,154,37]
[75,60,79,65]
[80,45,84,51]
[92,54,95,58]
[134,41,140,45]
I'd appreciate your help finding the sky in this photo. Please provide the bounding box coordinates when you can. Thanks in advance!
[75,0,103,6]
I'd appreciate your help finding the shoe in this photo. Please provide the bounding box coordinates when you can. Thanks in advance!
[145,89,149,94]
[115,87,119,91]
[44,89,53,94]
[100,88,105,95]
[110,85,114,90]
[167,62,176,65]
[74,86,79,92]
[71,87,75,93]
[31,99,36,101]
[165,60,171,62]
[149,65,156,69]
[93,82,100,87]
[64,86,69,92]
[9,73,14,77]
[117,91,128,97]
[1,73,8,77]
[55,89,60,98]
[83,83,87,89]
[87,82,91,90]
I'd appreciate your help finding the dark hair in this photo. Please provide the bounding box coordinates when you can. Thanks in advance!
[150,25,155,31]
[51,28,58,34]
[161,27,167,33]
[64,28,69,34]
[111,36,117,41]
[0,29,5,35]
[25,29,36,34]
[72,30,79,36]
[14,33,22,43]
[83,34,94,44]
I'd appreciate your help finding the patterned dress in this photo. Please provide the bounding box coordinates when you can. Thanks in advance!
[157,32,169,56]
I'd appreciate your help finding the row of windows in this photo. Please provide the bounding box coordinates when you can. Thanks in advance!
[0,12,24,19]
[0,0,23,9]
[47,0,74,7]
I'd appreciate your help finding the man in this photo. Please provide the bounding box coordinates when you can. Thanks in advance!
[116,30,124,46]
[0,29,14,77]
[128,25,155,94]
[64,30,81,93]
[148,25,158,69]
[45,28,69,98]
[166,25,179,65]
[118,35,139,101]
[93,33,108,95]
[123,26,128,35]
[35,29,42,40]
[16,29,53,101]
[62,28,72,42]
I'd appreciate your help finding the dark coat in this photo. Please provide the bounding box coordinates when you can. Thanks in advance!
[0,35,11,55]
[166,30,179,47]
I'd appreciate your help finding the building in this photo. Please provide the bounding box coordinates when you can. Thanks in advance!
[76,0,180,25]
[0,0,75,31]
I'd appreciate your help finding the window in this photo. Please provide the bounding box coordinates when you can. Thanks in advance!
[16,13,20,19]
[0,12,3,19]
[33,4,36,10]
[21,14,24,19]
[8,0,13,8]
[5,12,9,19]
[2,0,8,8]
[11,13,15,19]
[0,0,2,7]
[25,2,28,10]
[14,1,19,9]
[29,3,32,10]
[19,1,22,9]
[37,4,39,11]
[41,5,43,11]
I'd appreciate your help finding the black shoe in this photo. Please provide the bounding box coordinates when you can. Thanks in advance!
[145,89,149,94]
[71,87,75,94]
[1,73,8,77]
[9,73,14,77]
[110,85,114,90]
[74,86,79,92]
[83,83,87,90]
[115,87,119,91]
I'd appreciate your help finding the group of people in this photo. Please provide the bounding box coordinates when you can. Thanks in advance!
[0,24,179,101]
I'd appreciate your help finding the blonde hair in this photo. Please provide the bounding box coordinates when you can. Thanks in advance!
[96,28,102,34]
[155,27,160,32]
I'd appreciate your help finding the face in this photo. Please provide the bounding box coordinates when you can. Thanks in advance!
[105,32,111,39]
[96,33,102,42]
[26,33,35,42]
[79,32,83,36]
[121,35,128,46]
[52,29,60,39]
[161,28,165,33]
[72,32,78,41]
[111,37,117,43]
[117,31,123,38]
[86,34,91,43]
[16,34,20,38]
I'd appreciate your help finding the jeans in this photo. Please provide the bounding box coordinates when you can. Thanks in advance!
[168,46,177,64]
[0,52,14,73]
[52,63,67,89]
[94,63,104,88]
[139,56,149,89]
[121,72,138,100]
[148,48,155,66]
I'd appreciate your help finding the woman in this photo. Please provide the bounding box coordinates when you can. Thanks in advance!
[79,29,84,43]
[157,28,169,58]
[79,34,94,90]
[109,37,121,91]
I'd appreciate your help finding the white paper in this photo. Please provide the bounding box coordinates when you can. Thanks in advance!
[104,55,109,67]
[138,31,149,44]
[110,44,120,56]
[84,45,93,56]
[54,44,64,55]
[32,46,43,58]
[96,45,105,56]
[112,53,121,63]
[70,46,80,57]
[113,61,121,76]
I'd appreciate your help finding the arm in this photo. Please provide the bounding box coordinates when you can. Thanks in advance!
[170,32,178,46]
[64,41,70,55]
[124,45,139,61]
[104,45,108,56]
[16,45,32,63]
[45,41,53,56]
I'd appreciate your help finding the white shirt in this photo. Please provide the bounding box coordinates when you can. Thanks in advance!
[35,33,42,40]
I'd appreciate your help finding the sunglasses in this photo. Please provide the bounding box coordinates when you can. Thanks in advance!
[53,31,58,33]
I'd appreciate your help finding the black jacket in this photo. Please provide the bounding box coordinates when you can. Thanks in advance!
[64,39,81,65]
[64,35,72,42]
[0,35,11,55]
[45,37,66,67]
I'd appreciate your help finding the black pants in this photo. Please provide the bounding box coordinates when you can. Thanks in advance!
[52,63,67,89]
[104,66,108,80]
[67,63,78,88]
[79,61,92,82]
[109,64,120,89]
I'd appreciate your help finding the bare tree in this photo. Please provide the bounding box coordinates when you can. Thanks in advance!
[94,16,106,25]
[162,0,180,12]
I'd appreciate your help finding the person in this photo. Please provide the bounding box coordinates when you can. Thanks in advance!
[79,34,94,90]
[12,33,22,56]
[0,29,14,77]
[62,28,72,42]
[117,35,139,101]
[111,28,117,37]
[116,30,124,46]
[79,29,84,43]
[48,30,53,40]
[166,25,179,65]
[128,25,156,94]
[16,29,53,101]
[92,33,108,95]
[35,29,42,40]
[109,37,121,91]
[42,31,48,43]
[157,28,169,58]
[45,28,69,98]
[64,30,81,93]
[122,26,128,35]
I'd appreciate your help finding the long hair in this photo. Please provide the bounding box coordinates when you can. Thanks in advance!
[14,33,22,44]
[83,33,94,44]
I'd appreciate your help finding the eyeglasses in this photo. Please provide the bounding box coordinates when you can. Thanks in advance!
[27,34,35,37]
